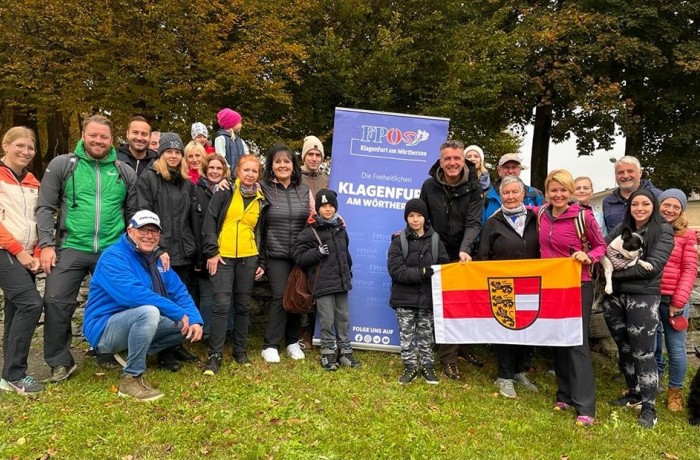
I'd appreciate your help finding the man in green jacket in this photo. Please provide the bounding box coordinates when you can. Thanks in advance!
[36,114,138,383]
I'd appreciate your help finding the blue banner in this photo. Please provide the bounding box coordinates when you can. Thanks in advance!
[328,108,449,350]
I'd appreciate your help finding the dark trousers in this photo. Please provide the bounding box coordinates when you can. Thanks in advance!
[496,345,528,380]
[43,248,99,368]
[1,250,43,381]
[262,258,301,350]
[604,291,660,406]
[173,264,196,302]
[553,281,596,417]
[209,256,256,355]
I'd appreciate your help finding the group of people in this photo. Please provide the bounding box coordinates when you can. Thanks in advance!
[0,119,696,427]
[389,141,696,429]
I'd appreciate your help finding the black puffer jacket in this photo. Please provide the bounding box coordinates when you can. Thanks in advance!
[419,159,483,260]
[476,209,540,261]
[259,180,311,264]
[116,144,157,178]
[387,225,449,310]
[293,216,352,297]
[136,166,197,267]
[192,177,215,272]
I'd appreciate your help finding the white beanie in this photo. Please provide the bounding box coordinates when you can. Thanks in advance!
[301,135,324,161]
[464,145,484,165]
[191,122,208,140]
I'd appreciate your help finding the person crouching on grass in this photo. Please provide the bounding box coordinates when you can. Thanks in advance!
[293,189,359,371]
[387,199,449,384]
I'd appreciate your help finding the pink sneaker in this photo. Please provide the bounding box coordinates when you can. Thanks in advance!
[554,401,571,411]
[575,415,595,427]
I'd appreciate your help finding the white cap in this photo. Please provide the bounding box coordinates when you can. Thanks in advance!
[129,210,162,230]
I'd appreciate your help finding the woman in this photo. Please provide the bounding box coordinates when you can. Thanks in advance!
[192,154,230,338]
[476,176,539,399]
[574,176,607,237]
[258,144,313,363]
[465,144,490,193]
[538,169,606,426]
[185,141,206,184]
[655,189,697,411]
[603,188,674,429]
[201,155,266,374]
[0,127,44,394]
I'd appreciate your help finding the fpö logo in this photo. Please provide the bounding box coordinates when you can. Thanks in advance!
[361,125,429,147]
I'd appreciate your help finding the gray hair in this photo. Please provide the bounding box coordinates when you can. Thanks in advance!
[615,155,642,171]
[499,175,525,195]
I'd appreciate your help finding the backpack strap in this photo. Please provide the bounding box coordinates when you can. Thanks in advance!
[536,205,547,232]
[431,232,439,262]
[574,209,590,252]
[400,231,409,260]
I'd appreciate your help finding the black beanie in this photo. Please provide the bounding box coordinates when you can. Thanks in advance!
[315,188,338,213]
[404,198,428,222]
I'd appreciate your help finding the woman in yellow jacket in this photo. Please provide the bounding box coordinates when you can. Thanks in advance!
[201,155,266,374]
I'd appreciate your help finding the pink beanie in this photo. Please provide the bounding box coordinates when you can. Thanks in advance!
[217,109,242,130]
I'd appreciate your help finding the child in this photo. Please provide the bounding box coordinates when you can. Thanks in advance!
[387,199,449,384]
[293,189,359,371]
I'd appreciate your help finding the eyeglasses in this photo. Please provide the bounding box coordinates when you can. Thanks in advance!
[136,228,161,236]
[499,164,522,171]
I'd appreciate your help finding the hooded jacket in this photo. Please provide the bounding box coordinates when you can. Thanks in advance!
[419,159,483,260]
[116,143,157,178]
[660,229,698,307]
[259,180,311,265]
[0,161,41,256]
[36,141,138,253]
[82,233,203,348]
[602,179,662,233]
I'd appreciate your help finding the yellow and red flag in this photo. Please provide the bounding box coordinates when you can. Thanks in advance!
[432,258,583,346]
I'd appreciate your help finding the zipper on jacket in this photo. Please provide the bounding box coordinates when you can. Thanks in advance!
[94,161,102,253]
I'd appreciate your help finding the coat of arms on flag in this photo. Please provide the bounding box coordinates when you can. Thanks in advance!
[432,258,583,347]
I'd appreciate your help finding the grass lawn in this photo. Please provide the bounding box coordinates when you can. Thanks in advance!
[1,333,698,460]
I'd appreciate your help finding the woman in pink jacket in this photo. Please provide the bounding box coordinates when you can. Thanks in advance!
[655,189,698,412]
[537,169,606,426]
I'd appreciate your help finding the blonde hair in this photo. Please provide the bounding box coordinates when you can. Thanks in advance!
[82,114,112,134]
[545,169,575,194]
[669,210,690,235]
[184,141,205,169]
[574,176,593,190]
[3,126,36,148]
[200,154,230,180]
[153,154,188,181]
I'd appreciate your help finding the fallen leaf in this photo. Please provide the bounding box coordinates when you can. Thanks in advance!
[661,453,679,460]
[269,418,283,425]
[94,372,106,377]
[38,454,50,460]
[16,437,26,445]
[561,455,569,460]
[110,385,118,393]
[120,456,134,460]
[223,429,232,435]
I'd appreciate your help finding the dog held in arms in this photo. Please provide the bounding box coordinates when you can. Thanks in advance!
[600,227,653,295]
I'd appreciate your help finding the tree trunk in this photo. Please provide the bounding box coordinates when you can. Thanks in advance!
[46,110,71,168]
[624,102,644,157]
[12,105,43,178]
[530,102,552,191]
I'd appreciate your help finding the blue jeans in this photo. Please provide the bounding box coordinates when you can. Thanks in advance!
[96,306,184,377]
[655,301,688,389]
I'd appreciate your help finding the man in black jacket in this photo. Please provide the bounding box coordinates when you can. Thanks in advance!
[419,140,484,380]
[117,116,158,177]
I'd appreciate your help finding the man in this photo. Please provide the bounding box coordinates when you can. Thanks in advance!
[482,153,544,222]
[420,140,484,379]
[83,211,203,401]
[117,116,158,177]
[602,156,662,233]
[300,135,329,196]
[149,131,161,152]
[214,108,249,169]
[36,114,138,383]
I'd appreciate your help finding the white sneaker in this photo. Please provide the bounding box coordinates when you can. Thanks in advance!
[260,348,280,363]
[286,342,306,360]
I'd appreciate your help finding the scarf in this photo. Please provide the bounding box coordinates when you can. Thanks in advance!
[240,182,261,198]
[128,235,168,297]
[501,203,527,237]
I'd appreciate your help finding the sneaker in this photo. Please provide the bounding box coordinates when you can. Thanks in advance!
[495,378,517,398]
[458,349,484,368]
[609,391,642,410]
[398,367,419,384]
[172,345,199,362]
[286,342,306,360]
[203,353,222,376]
[47,364,78,383]
[261,347,280,363]
[421,367,439,385]
[637,404,657,429]
[117,374,164,402]
[442,362,462,380]
[554,401,572,411]
[338,352,361,368]
[575,415,595,427]
[158,348,181,372]
[233,352,251,366]
[113,352,128,368]
[96,353,121,370]
[320,353,338,371]
[514,372,538,392]
[1,376,44,395]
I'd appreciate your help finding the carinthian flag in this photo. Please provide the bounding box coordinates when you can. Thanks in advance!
[432,258,582,346]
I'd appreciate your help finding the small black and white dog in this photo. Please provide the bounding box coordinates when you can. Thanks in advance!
[600,227,653,295]
[689,365,700,425]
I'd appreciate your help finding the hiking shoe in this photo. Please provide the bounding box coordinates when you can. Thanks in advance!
[172,345,199,362]
[495,378,517,398]
[458,349,484,368]
[1,376,44,395]
[320,353,338,371]
[575,415,595,427]
[514,372,538,392]
[554,401,572,411]
[667,387,683,412]
[442,362,462,380]
[338,352,361,368]
[261,348,280,363]
[637,404,657,429]
[47,364,78,383]
[118,375,163,402]
[398,367,419,384]
[233,352,251,366]
[421,367,439,385]
[96,353,121,370]
[203,353,222,376]
[158,348,181,372]
[609,391,642,410]
[286,342,306,360]
[113,351,128,368]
